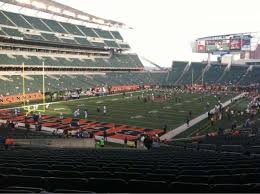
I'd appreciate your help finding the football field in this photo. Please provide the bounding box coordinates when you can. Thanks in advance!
[41,90,235,130]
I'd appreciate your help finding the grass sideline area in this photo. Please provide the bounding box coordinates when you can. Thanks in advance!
[7,90,235,131]
[175,97,256,138]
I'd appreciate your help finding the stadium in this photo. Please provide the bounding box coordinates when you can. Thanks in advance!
[0,0,259,193]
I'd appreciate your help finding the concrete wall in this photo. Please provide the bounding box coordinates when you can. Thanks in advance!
[15,138,95,148]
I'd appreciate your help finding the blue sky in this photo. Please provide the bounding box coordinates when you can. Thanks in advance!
[55,0,260,67]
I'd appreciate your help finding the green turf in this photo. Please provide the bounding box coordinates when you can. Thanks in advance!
[175,97,255,138]
[29,90,234,130]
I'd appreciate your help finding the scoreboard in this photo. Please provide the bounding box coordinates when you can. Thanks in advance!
[194,34,252,53]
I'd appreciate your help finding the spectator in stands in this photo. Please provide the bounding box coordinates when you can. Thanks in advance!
[4,135,14,150]
[5,120,10,128]
[35,122,39,131]
[143,136,153,150]
[231,120,237,130]
[32,113,39,122]
[9,121,15,130]
[244,118,251,128]
[100,137,105,147]
[124,137,128,147]
[134,140,138,148]
[97,106,100,113]
[38,123,42,131]
[103,130,107,141]
[25,122,30,131]
[63,129,69,138]
[0,135,4,150]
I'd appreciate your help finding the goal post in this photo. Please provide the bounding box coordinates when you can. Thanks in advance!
[22,62,46,115]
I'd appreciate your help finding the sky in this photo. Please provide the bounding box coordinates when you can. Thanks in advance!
[54,0,260,67]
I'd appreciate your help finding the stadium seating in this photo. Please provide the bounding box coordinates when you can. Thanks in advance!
[23,15,52,32]
[41,33,61,42]
[111,31,123,40]
[165,62,260,86]
[0,70,167,96]
[239,66,260,86]
[0,53,142,68]
[218,65,248,85]
[0,11,15,26]
[2,11,32,29]
[93,28,114,39]
[200,64,226,85]
[0,146,259,192]
[1,27,24,37]
[179,63,206,85]
[77,25,98,37]
[59,22,84,36]
[41,19,68,34]
[166,61,188,84]
[0,10,128,50]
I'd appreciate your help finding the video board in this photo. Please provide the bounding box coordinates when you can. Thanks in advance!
[194,34,252,53]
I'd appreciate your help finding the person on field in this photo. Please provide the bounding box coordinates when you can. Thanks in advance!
[84,109,88,119]
[103,105,107,115]
[60,112,64,119]
[186,118,190,127]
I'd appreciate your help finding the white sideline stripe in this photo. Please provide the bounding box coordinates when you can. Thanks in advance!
[160,92,247,141]
[0,90,144,111]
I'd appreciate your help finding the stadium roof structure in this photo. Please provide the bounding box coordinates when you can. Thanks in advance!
[0,0,129,28]
[196,32,254,41]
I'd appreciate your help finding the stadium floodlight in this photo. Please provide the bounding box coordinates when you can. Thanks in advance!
[31,1,46,9]
[16,0,31,5]
[47,6,61,13]
[63,10,76,17]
